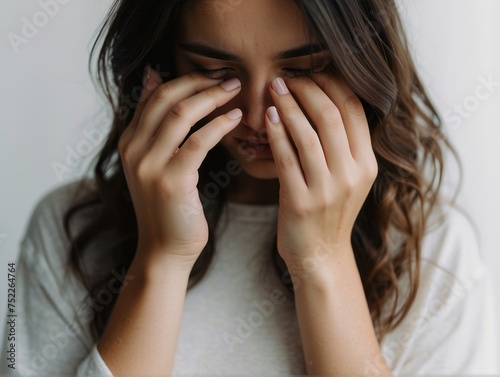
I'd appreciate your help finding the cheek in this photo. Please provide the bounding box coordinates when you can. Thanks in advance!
[204,99,240,125]
[191,102,233,130]
[197,106,232,132]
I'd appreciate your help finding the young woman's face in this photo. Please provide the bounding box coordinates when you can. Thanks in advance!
[174,0,328,180]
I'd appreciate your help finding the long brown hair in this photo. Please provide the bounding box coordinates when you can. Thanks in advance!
[64,0,462,342]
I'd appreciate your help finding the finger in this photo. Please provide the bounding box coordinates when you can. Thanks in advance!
[312,74,373,165]
[269,77,329,187]
[265,106,307,193]
[129,72,224,155]
[285,76,352,173]
[169,108,243,175]
[146,78,241,166]
[120,66,163,147]
[139,66,164,113]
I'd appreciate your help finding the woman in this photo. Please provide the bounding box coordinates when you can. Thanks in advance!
[2,0,498,375]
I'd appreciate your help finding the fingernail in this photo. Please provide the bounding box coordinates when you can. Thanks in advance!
[272,77,289,95]
[227,108,243,120]
[268,106,280,124]
[220,78,241,92]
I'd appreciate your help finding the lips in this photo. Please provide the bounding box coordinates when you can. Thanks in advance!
[236,139,269,151]
[245,136,268,144]
[235,137,274,159]
[235,137,269,149]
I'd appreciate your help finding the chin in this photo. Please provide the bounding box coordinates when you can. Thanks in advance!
[241,161,279,179]
[220,140,280,180]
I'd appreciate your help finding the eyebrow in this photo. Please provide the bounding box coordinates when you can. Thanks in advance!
[177,42,326,62]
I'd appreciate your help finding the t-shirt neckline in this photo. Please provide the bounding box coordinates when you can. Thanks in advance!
[223,200,279,223]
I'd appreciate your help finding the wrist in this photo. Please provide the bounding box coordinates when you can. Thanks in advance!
[130,248,197,281]
[284,243,356,291]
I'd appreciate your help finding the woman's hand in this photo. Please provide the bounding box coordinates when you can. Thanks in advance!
[118,68,242,269]
[265,75,378,271]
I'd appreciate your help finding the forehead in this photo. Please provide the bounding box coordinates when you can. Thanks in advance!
[177,0,310,56]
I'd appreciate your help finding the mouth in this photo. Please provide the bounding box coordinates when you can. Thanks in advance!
[235,138,274,159]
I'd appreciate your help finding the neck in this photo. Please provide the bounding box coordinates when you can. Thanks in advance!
[225,171,279,205]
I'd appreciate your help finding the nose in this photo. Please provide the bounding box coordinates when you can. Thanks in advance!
[236,76,274,140]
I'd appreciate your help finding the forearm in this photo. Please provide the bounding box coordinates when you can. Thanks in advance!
[97,252,192,376]
[291,246,391,376]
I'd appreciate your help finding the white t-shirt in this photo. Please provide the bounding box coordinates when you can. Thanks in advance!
[1,180,498,375]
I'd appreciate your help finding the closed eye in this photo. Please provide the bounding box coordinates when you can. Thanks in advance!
[284,62,329,78]
[196,67,234,80]
[194,62,328,80]
[283,68,316,78]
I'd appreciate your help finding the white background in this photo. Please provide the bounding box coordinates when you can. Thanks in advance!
[1,0,499,351]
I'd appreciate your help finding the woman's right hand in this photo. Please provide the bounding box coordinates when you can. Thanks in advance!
[118,67,242,270]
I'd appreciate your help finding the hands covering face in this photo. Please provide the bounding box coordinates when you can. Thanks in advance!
[118,65,377,271]
[264,75,378,266]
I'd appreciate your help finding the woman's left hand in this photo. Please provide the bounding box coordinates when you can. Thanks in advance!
[265,74,378,272]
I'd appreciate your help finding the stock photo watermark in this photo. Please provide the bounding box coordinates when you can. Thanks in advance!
[7,0,73,54]
[5,263,16,370]
[51,115,111,181]
[117,64,171,121]
[363,273,467,376]
[444,75,499,130]
[178,131,269,224]
[178,158,243,223]
[222,288,287,353]
[51,64,171,182]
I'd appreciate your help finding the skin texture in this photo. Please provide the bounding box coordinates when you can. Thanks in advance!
[98,0,391,375]
[174,0,325,204]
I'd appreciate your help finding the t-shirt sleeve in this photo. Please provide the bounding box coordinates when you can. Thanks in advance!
[395,270,499,374]
[381,205,500,374]
[0,182,114,376]
[76,344,114,376]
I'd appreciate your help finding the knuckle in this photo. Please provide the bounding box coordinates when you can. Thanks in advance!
[200,89,219,108]
[156,174,193,197]
[338,184,354,199]
[290,200,310,216]
[278,154,296,170]
[133,159,150,180]
[119,145,133,166]
[155,82,174,100]
[170,101,188,120]
[318,103,337,120]
[317,184,334,205]
[345,95,364,116]
[186,133,204,151]
[118,134,128,155]
[323,106,342,126]
[342,177,356,196]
